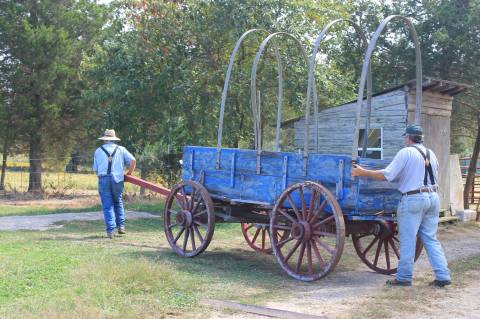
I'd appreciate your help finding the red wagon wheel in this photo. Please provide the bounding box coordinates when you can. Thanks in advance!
[241,212,289,253]
[270,182,345,281]
[352,221,423,274]
[164,180,215,257]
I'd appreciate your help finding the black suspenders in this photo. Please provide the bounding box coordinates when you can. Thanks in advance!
[410,145,436,186]
[100,145,119,175]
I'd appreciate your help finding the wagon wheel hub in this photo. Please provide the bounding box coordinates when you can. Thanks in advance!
[291,221,312,242]
[378,221,395,239]
[176,210,193,227]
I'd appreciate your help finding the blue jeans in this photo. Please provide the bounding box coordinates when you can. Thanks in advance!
[98,176,125,234]
[396,192,451,282]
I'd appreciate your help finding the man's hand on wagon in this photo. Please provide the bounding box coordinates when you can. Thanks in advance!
[351,164,386,181]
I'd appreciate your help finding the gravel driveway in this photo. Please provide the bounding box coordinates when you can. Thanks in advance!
[0,211,159,231]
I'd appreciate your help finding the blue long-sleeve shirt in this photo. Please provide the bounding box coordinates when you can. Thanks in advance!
[92,142,135,183]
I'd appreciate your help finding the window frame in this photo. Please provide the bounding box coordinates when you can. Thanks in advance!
[357,127,383,160]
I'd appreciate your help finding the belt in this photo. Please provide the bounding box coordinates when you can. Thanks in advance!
[402,186,438,196]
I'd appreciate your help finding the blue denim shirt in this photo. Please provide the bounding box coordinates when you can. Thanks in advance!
[92,142,135,183]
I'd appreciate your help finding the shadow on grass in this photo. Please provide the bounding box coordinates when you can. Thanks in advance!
[126,246,305,290]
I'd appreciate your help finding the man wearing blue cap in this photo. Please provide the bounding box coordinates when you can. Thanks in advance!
[352,124,451,287]
[93,129,136,239]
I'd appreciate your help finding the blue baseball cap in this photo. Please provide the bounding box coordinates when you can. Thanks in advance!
[402,124,423,136]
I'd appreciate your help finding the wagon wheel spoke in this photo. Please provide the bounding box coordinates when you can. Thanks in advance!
[299,187,307,221]
[285,240,302,263]
[191,194,205,214]
[362,236,379,255]
[193,209,207,218]
[276,235,293,248]
[306,242,314,275]
[295,242,306,273]
[188,188,196,211]
[308,189,317,221]
[389,238,400,259]
[287,194,303,221]
[355,232,371,240]
[168,209,180,216]
[179,186,189,209]
[182,228,190,252]
[190,227,196,251]
[308,199,327,223]
[311,240,326,268]
[373,238,383,266]
[313,231,336,238]
[174,195,185,210]
[274,224,292,231]
[173,226,185,244]
[384,240,391,270]
[278,208,296,224]
[312,215,335,229]
[251,228,261,244]
[193,220,208,230]
[313,236,334,255]
[244,223,254,231]
[261,228,266,250]
[168,222,180,230]
[193,224,204,242]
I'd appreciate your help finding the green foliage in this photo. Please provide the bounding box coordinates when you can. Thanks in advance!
[83,0,352,157]
[0,0,108,190]
[2,0,479,186]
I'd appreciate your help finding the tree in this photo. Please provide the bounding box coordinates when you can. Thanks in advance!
[0,0,107,192]
[84,0,353,186]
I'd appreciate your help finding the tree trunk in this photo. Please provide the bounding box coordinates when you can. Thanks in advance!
[0,138,8,191]
[28,135,42,192]
[463,114,480,209]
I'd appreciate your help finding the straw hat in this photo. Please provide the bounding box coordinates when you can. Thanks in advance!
[98,129,120,141]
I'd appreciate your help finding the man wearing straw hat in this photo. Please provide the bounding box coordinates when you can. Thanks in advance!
[93,129,136,239]
[352,124,451,287]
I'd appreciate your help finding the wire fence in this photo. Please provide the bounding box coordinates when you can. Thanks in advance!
[0,152,182,197]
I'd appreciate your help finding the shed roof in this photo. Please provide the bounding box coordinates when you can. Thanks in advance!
[281,77,471,128]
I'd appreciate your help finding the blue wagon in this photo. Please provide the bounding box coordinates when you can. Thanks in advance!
[130,17,426,281]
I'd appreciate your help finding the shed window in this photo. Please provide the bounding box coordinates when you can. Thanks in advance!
[358,128,383,159]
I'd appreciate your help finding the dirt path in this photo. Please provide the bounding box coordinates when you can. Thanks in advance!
[213,224,480,319]
[0,211,159,231]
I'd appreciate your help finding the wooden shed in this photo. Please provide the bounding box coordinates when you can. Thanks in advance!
[283,77,470,209]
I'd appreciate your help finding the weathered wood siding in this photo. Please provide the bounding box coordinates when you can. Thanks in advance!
[292,88,455,210]
[293,89,407,160]
[407,90,453,209]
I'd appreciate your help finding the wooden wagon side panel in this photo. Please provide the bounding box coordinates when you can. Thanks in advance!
[293,89,406,160]
[182,146,401,214]
[182,146,352,206]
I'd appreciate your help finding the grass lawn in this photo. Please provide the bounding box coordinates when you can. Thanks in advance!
[0,208,324,319]
[1,199,478,318]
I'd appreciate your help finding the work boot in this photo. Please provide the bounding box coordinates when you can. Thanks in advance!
[118,226,126,235]
[106,232,114,239]
[429,280,451,287]
[386,279,412,287]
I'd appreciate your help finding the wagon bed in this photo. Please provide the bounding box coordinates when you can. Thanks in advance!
[182,145,401,219]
